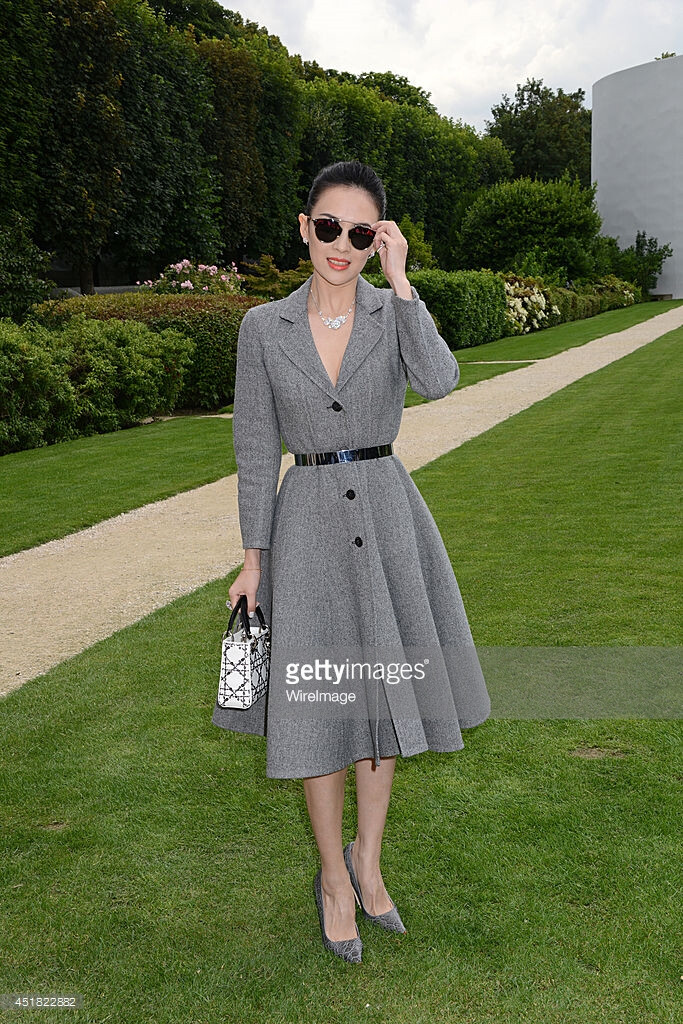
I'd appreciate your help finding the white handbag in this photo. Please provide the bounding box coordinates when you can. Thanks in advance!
[217,594,271,709]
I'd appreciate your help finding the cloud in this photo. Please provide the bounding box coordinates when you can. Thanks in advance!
[227,0,683,130]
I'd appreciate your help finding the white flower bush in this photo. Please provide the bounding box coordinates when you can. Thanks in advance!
[502,274,562,335]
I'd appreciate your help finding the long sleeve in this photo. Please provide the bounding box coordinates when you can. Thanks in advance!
[232,308,283,549]
[392,285,460,399]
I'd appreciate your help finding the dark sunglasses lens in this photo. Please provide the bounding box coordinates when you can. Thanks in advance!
[313,218,342,243]
[349,227,376,250]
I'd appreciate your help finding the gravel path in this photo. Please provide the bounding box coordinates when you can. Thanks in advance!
[2,305,682,697]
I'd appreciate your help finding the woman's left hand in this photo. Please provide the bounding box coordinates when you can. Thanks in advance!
[369,220,411,295]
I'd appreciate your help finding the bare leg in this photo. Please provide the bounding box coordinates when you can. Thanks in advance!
[303,766,359,942]
[351,756,397,915]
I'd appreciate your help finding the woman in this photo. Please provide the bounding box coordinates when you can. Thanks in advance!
[212,160,491,963]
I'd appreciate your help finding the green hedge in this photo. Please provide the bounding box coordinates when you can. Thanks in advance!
[458,176,602,279]
[8,268,647,456]
[0,212,55,323]
[363,269,507,349]
[547,275,642,324]
[30,291,265,410]
[0,315,193,454]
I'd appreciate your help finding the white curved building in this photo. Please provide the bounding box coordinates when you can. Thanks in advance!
[592,55,683,298]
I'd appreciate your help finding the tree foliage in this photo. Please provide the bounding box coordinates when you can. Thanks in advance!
[593,231,673,294]
[197,35,266,258]
[143,0,248,42]
[398,215,438,271]
[0,0,50,233]
[1,0,618,289]
[36,0,129,294]
[349,71,437,113]
[485,77,592,187]
[0,212,56,322]
[106,0,222,273]
[246,33,304,264]
[459,175,602,279]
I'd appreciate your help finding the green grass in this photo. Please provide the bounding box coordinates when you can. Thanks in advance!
[0,419,287,558]
[2,300,679,557]
[422,326,683,646]
[0,324,681,1022]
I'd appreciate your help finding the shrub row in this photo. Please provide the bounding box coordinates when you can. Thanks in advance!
[0,315,193,455]
[501,272,641,335]
[30,290,264,411]
[3,267,646,455]
[547,275,642,324]
[363,269,508,349]
[365,268,640,343]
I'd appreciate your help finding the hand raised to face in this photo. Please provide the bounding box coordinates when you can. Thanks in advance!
[368,220,409,288]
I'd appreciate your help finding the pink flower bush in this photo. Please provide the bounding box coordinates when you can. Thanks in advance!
[138,258,243,295]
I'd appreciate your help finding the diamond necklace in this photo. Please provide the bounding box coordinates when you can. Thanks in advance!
[309,285,356,330]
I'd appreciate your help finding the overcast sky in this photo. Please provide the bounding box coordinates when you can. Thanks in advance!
[223,0,682,132]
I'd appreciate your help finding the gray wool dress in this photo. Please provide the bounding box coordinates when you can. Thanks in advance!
[212,273,491,778]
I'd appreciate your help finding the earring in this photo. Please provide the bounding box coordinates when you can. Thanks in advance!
[303,238,309,246]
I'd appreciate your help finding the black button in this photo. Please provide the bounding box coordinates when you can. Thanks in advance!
[354,536,363,546]
[331,401,343,411]
[346,489,355,499]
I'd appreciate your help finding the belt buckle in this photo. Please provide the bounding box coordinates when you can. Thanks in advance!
[337,449,356,464]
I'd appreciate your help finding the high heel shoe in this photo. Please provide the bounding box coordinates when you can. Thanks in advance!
[343,841,407,934]
[313,869,363,963]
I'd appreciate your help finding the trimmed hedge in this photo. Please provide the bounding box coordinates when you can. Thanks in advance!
[500,272,641,335]
[547,275,642,324]
[0,315,193,454]
[6,267,648,456]
[30,291,265,410]
[363,269,507,349]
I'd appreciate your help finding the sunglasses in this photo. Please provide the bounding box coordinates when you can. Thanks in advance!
[309,215,377,250]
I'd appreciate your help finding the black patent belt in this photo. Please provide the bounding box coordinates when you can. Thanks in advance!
[293,443,394,467]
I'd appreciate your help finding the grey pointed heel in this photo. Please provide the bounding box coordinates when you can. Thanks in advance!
[343,841,407,934]
[313,869,363,963]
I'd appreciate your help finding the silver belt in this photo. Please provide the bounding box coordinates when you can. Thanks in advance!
[293,443,393,466]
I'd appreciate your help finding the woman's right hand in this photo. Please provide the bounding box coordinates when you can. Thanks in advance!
[228,568,261,616]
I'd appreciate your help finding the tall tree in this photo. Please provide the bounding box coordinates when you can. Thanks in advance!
[0,0,51,232]
[198,35,266,259]
[245,34,304,263]
[352,71,437,113]
[485,77,592,187]
[36,0,128,294]
[107,0,222,273]
[143,0,245,41]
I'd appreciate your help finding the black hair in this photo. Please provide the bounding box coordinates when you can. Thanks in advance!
[305,160,387,220]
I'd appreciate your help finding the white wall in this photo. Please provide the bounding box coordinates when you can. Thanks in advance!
[592,55,683,298]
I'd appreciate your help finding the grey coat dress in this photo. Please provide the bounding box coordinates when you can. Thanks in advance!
[211,273,491,778]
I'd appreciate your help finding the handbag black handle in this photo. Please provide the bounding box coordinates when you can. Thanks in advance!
[226,593,267,638]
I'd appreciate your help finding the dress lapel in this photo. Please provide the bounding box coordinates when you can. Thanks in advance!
[276,275,384,397]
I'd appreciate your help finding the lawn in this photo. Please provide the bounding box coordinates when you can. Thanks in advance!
[0,323,680,1022]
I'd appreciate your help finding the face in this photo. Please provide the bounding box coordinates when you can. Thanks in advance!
[299,185,381,287]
